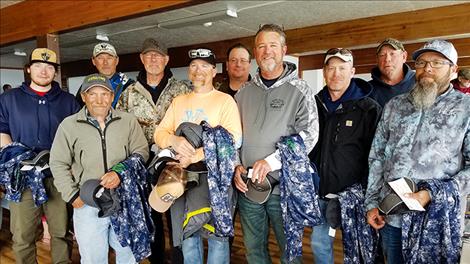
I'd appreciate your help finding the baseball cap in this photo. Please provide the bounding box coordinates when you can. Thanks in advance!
[93,42,117,57]
[376,38,405,54]
[412,39,458,65]
[148,164,187,212]
[188,48,216,66]
[458,68,470,80]
[324,48,353,65]
[80,179,121,218]
[141,38,167,55]
[80,73,113,93]
[378,177,417,215]
[240,170,277,204]
[30,48,59,66]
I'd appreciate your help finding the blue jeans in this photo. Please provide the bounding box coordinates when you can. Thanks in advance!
[182,232,229,264]
[310,199,334,264]
[73,205,136,264]
[380,224,403,264]
[238,194,299,264]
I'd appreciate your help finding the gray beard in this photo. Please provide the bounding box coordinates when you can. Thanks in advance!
[410,81,439,110]
[410,71,451,110]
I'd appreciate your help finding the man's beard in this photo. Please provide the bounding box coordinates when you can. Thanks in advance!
[260,59,277,72]
[410,70,451,110]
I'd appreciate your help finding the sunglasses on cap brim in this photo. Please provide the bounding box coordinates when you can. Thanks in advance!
[188,49,214,59]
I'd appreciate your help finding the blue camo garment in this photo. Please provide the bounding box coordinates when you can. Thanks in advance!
[201,121,236,237]
[401,179,461,263]
[277,134,322,261]
[365,87,470,228]
[109,153,154,262]
[0,142,48,206]
[338,184,378,264]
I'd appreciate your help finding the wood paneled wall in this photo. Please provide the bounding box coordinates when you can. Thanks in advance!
[0,0,202,46]
[299,38,470,74]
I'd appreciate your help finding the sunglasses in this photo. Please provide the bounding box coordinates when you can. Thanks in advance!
[188,49,214,59]
[326,48,353,56]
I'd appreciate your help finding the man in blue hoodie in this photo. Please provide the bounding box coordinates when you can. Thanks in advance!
[0,48,79,263]
[369,38,415,107]
[309,48,381,263]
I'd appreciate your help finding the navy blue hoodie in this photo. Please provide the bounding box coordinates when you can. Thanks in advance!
[0,81,80,151]
[369,63,415,107]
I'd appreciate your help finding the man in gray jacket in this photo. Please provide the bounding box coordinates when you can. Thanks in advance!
[233,24,319,264]
[50,73,148,263]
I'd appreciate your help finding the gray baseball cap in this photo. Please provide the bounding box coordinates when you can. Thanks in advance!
[80,73,113,93]
[141,38,167,55]
[412,39,458,65]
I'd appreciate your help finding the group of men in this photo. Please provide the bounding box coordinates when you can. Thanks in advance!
[0,22,469,264]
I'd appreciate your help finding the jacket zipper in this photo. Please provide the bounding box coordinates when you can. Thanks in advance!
[77,117,120,174]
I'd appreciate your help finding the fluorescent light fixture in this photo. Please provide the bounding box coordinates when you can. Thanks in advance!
[14,50,27,56]
[158,9,237,29]
[96,34,109,42]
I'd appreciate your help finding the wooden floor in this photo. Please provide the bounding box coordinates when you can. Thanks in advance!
[0,208,345,263]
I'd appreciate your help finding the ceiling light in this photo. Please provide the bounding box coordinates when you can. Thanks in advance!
[14,50,27,56]
[158,9,237,29]
[96,34,109,42]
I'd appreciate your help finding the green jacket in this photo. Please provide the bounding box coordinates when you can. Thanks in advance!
[50,107,149,203]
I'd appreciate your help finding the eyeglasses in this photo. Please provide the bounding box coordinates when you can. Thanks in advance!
[415,60,452,69]
[228,58,250,65]
[143,52,165,59]
[326,48,353,56]
[188,49,214,59]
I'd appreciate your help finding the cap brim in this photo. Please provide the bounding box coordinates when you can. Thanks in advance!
[324,54,353,65]
[189,57,216,67]
[81,84,113,93]
[412,48,452,63]
[30,60,59,67]
[149,182,185,212]
[244,178,272,204]
[80,179,102,208]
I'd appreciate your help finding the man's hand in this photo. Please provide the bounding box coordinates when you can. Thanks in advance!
[251,160,272,184]
[170,135,195,158]
[100,171,121,189]
[175,154,193,168]
[72,197,85,209]
[404,189,431,207]
[233,165,248,193]
[367,208,385,230]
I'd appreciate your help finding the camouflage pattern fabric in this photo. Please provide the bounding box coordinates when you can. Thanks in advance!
[201,121,236,237]
[402,179,461,264]
[110,153,154,262]
[0,142,48,206]
[277,134,322,261]
[338,184,378,264]
[116,77,191,144]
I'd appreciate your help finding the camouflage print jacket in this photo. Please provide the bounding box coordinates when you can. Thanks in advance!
[116,76,191,145]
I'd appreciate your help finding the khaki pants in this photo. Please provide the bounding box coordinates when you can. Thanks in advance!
[9,177,72,264]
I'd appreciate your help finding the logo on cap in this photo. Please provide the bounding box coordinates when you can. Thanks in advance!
[41,52,50,62]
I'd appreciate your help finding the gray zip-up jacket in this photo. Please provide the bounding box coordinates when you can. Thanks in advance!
[235,62,319,195]
[50,108,149,203]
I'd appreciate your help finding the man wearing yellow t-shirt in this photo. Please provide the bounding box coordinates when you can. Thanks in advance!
[154,48,242,264]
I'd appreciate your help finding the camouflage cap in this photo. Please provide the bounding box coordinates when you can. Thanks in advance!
[458,68,470,80]
[412,39,458,65]
[376,38,405,54]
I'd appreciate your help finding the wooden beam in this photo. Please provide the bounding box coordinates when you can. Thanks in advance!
[167,3,470,67]
[0,0,205,46]
[298,38,470,74]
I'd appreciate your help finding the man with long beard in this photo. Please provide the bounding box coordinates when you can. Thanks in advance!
[365,39,470,264]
